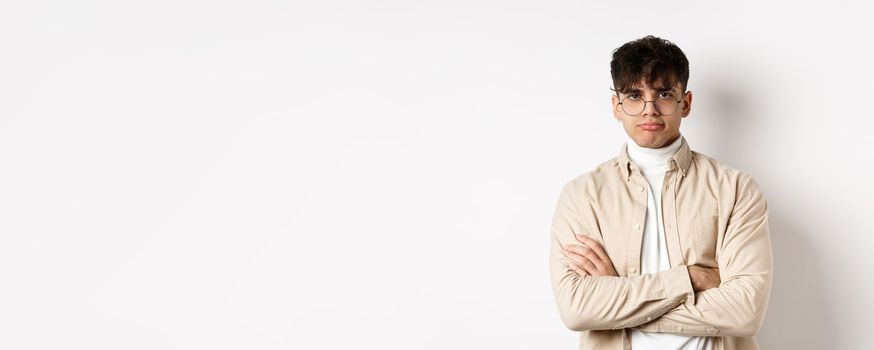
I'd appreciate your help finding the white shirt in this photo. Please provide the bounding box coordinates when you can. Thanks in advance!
[626,135,715,350]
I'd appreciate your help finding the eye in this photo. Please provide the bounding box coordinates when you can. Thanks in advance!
[625,93,641,100]
[658,92,675,99]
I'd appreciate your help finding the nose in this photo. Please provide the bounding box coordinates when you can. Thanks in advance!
[642,99,660,117]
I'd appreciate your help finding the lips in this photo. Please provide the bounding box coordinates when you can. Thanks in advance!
[639,123,664,131]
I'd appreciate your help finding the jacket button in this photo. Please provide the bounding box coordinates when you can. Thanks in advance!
[638,186,645,192]
[634,224,641,230]
[630,267,637,273]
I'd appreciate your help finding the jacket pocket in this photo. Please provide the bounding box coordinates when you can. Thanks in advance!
[690,215,719,265]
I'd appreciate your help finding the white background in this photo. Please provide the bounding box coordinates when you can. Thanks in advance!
[1,1,872,349]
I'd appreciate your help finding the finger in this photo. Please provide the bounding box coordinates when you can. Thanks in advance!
[576,235,609,261]
[573,232,589,244]
[576,254,600,275]
[560,256,586,275]
[566,245,605,272]
[565,249,601,275]
[577,235,611,264]
[560,257,589,276]
[564,250,592,273]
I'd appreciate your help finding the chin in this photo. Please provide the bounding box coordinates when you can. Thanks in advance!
[631,136,660,148]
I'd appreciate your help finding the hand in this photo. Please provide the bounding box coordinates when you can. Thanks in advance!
[561,234,618,277]
[688,265,721,292]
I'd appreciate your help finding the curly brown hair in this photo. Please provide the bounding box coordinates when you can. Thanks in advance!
[610,35,689,95]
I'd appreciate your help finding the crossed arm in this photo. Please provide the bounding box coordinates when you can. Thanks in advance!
[549,176,773,337]
[561,235,721,294]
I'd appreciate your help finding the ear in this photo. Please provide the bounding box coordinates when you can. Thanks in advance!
[611,94,622,119]
[681,90,693,117]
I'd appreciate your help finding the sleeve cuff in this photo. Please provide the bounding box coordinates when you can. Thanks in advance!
[659,265,696,305]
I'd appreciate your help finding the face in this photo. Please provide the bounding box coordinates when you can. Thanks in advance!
[611,79,692,149]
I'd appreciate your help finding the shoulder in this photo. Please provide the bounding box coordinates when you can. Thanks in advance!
[690,150,766,197]
[560,156,625,200]
[690,150,756,184]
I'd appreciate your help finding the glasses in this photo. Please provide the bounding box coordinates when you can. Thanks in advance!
[617,91,685,116]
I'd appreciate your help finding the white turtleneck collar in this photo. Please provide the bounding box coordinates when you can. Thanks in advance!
[626,134,683,168]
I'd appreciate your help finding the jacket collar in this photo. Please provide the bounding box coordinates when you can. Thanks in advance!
[618,135,692,181]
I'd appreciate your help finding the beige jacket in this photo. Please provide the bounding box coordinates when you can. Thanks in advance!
[548,136,773,349]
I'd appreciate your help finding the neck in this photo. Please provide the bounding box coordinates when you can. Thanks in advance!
[626,135,683,167]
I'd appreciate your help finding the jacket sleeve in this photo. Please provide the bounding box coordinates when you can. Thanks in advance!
[632,174,774,337]
[549,180,696,331]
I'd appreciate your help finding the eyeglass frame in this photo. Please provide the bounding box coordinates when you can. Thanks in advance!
[615,90,689,116]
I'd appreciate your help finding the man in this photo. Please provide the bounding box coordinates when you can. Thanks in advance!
[548,35,773,349]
